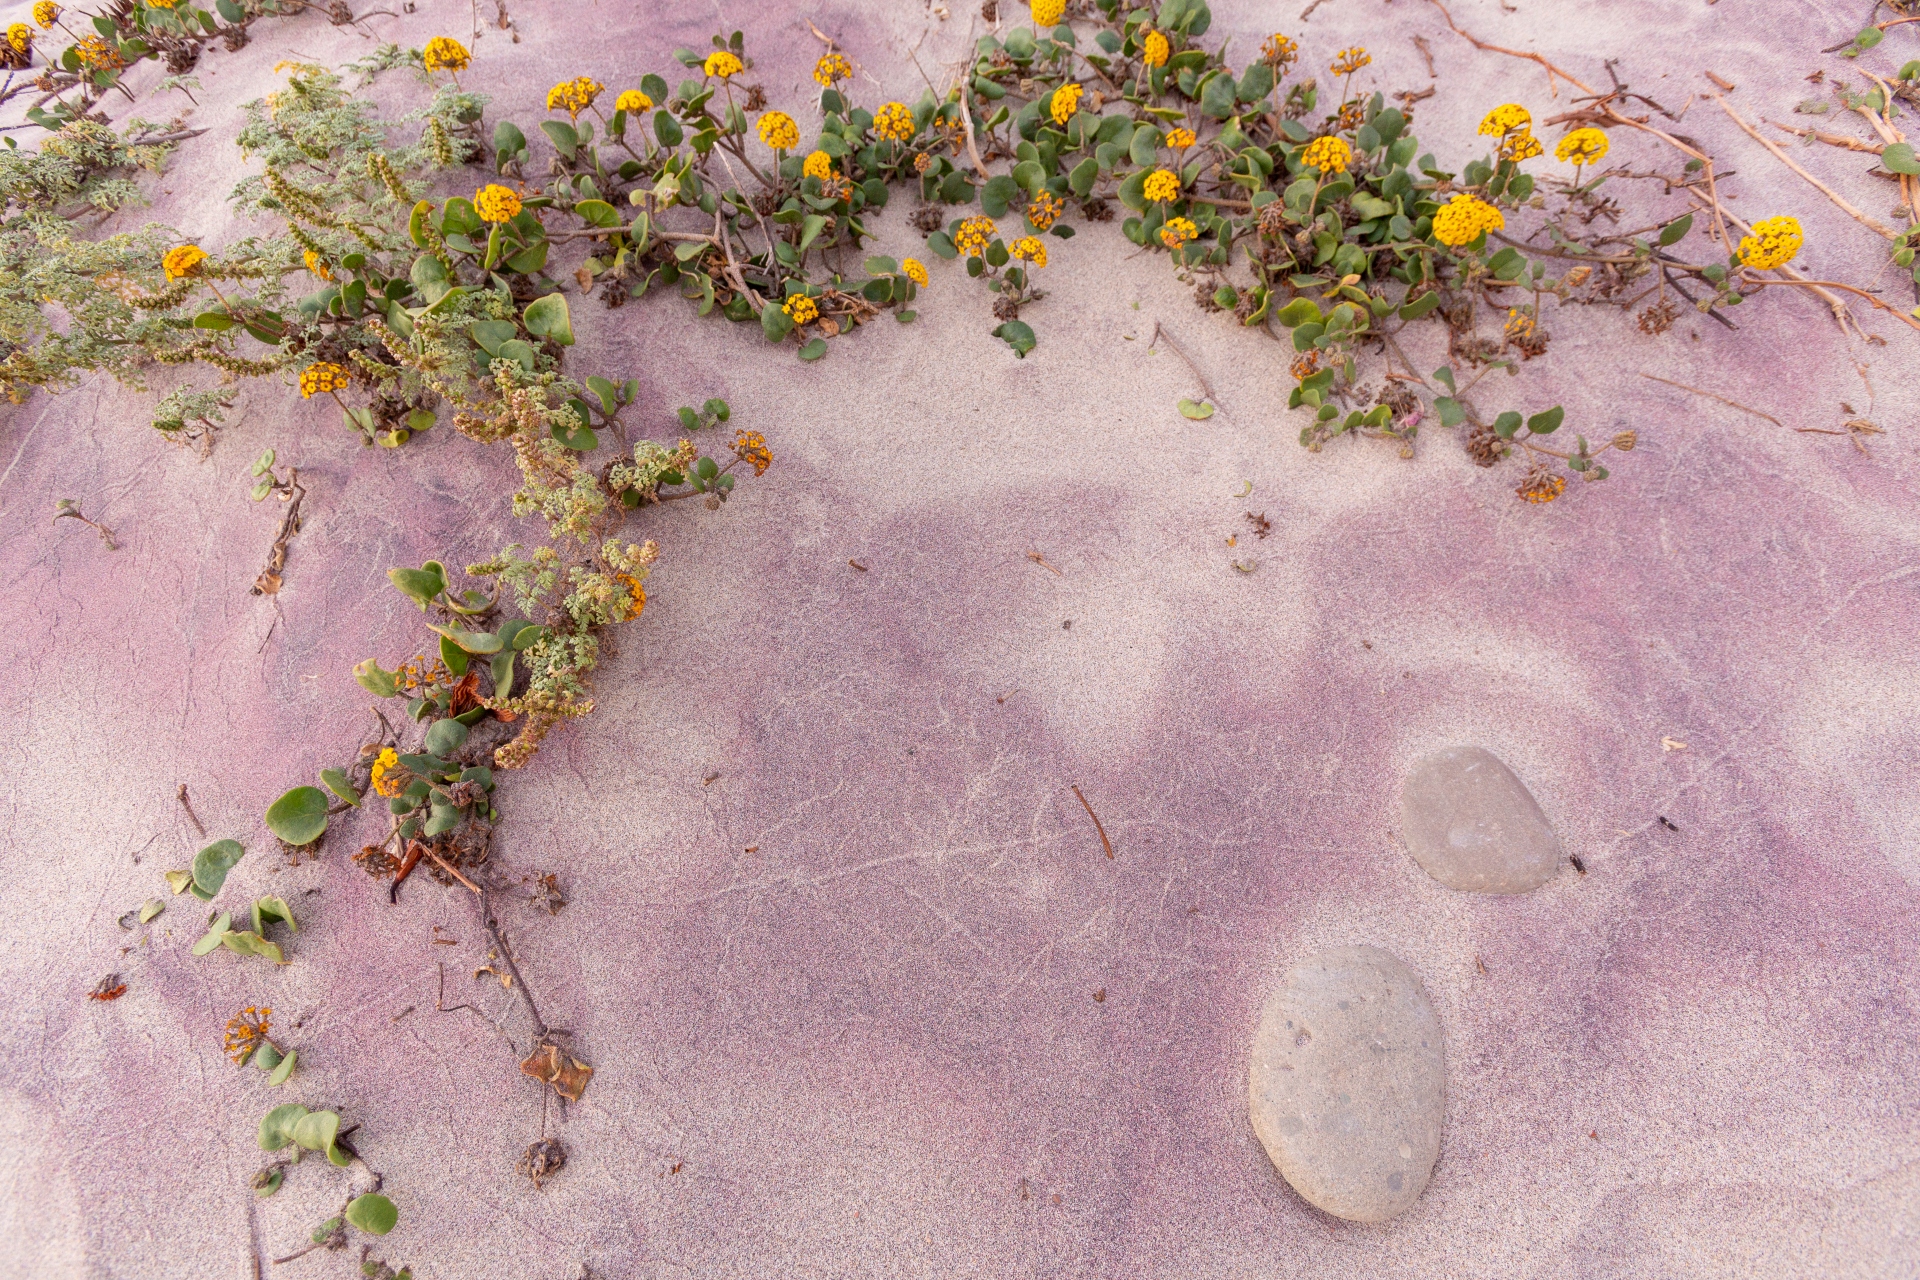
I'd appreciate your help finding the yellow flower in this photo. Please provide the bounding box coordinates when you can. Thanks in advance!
[7,23,33,53]
[74,34,122,68]
[299,362,350,398]
[1478,103,1531,137]
[370,748,403,798]
[813,52,851,86]
[1737,215,1803,271]
[1555,127,1609,165]
[1300,136,1351,174]
[422,37,470,72]
[757,110,799,150]
[614,573,647,620]
[147,0,179,6]
[1499,131,1543,163]
[1330,46,1369,76]
[1142,30,1170,67]
[1516,469,1566,504]
[1165,127,1196,150]
[803,150,834,180]
[1431,193,1504,248]
[546,76,603,119]
[223,1006,272,1064]
[704,50,743,79]
[1142,168,1181,202]
[1026,191,1063,230]
[954,215,997,256]
[902,257,929,287]
[1051,82,1083,125]
[783,294,819,325]
[872,101,916,142]
[1159,215,1199,248]
[32,2,59,29]
[474,184,522,223]
[731,429,772,477]
[1262,34,1298,66]
[615,89,653,113]
[162,244,206,280]
[303,249,332,280]
[1031,0,1065,26]
[1010,235,1048,268]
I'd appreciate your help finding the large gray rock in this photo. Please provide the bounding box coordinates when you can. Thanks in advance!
[1248,946,1445,1223]
[1398,746,1563,893]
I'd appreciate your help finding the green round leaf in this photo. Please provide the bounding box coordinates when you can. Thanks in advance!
[345,1193,398,1236]
[191,840,245,897]
[268,1048,298,1087]
[264,787,329,847]
[423,718,470,758]
[258,1103,309,1151]
[319,768,361,807]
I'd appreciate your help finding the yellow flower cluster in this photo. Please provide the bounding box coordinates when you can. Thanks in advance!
[422,37,470,72]
[1026,191,1063,230]
[1431,193,1504,247]
[704,50,743,78]
[74,34,122,69]
[1504,308,1536,341]
[1159,216,1198,248]
[1300,136,1351,174]
[32,2,58,29]
[902,258,929,287]
[474,184,522,223]
[732,429,773,477]
[304,249,331,280]
[148,0,179,7]
[370,747,404,798]
[872,101,915,142]
[547,76,602,118]
[1165,127,1196,150]
[1478,104,1531,137]
[1031,0,1065,27]
[299,362,350,398]
[7,22,32,52]
[1142,29,1169,67]
[1737,215,1803,270]
[614,573,647,620]
[813,52,851,86]
[1262,34,1298,66]
[783,294,819,325]
[757,110,799,150]
[1517,470,1566,504]
[615,89,652,113]
[223,1007,271,1064]
[1142,168,1181,202]
[1051,82,1083,125]
[1010,236,1048,268]
[954,215,998,256]
[1554,127,1609,165]
[162,244,206,280]
[1331,46,1369,76]
[1500,132,1543,162]
[803,150,835,180]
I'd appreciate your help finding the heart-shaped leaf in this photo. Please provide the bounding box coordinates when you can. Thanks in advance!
[319,769,360,807]
[345,1193,398,1236]
[191,840,245,898]
[523,293,574,345]
[423,717,469,757]
[1177,398,1215,420]
[264,787,329,847]
[258,1103,308,1151]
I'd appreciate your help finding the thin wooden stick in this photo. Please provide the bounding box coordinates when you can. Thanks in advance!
[1070,785,1114,859]
[1639,373,1782,425]
[1149,321,1219,406]
[426,847,483,893]
[1711,95,1900,240]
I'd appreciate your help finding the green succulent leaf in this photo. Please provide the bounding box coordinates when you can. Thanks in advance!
[346,1193,399,1236]
[264,787,330,847]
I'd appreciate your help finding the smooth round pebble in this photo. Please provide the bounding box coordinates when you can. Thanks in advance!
[1398,745,1562,893]
[1248,945,1444,1223]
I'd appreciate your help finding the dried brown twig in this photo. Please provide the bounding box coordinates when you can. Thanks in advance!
[1639,373,1782,426]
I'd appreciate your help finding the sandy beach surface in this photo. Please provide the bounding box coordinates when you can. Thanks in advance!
[0,0,1915,1275]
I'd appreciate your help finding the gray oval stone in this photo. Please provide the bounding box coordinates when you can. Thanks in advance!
[1398,745,1562,893]
[1248,945,1444,1223]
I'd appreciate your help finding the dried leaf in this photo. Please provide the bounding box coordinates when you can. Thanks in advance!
[1660,737,1687,751]
[138,898,165,923]
[519,1041,593,1101]
[89,973,127,1001]
[253,570,283,595]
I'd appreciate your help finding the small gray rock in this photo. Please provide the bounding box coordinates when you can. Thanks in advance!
[1398,745,1562,893]
[1248,945,1444,1223]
